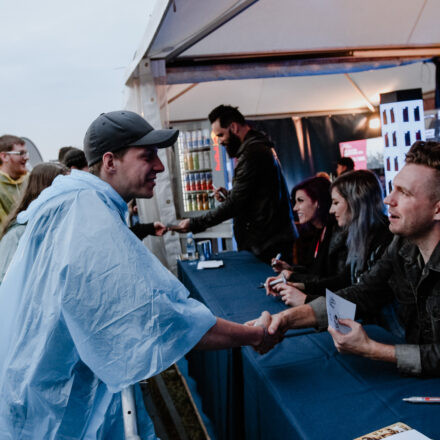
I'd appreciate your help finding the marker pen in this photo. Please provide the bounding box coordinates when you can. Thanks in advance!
[403,397,440,403]
[271,253,282,267]
[212,184,226,201]
[268,273,287,287]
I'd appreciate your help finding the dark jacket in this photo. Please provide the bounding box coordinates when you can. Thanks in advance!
[190,130,297,257]
[304,218,393,299]
[289,221,347,284]
[311,236,440,376]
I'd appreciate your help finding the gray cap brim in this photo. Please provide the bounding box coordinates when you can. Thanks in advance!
[130,128,179,148]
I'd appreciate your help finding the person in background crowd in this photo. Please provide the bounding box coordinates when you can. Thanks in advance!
[315,171,331,181]
[58,146,75,163]
[0,162,69,283]
[128,198,167,238]
[62,147,89,171]
[175,105,297,264]
[272,170,393,308]
[256,141,440,377]
[0,110,283,439]
[0,135,29,223]
[336,156,354,176]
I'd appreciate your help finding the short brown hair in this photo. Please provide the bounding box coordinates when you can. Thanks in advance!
[405,141,440,170]
[88,147,130,176]
[0,135,25,165]
[406,141,440,199]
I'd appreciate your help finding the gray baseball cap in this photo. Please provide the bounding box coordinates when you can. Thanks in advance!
[84,110,179,166]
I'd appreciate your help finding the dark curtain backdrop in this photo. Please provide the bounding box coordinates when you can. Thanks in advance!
[249,113,377,192]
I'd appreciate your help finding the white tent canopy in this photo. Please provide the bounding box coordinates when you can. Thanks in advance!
[126,0,439,120]
[124,0,440,269]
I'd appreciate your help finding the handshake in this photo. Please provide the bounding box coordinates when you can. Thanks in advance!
[245,311,287,354]
[145,220,191,236]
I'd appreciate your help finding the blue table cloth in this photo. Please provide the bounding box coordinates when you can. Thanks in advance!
[178,251,313,440]
[242,326,440,440]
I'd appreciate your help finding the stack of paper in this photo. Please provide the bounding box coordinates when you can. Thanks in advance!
[197,260,224,270]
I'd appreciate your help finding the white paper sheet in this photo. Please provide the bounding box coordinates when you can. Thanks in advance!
[326,289,356,334]
[197,260,224,270]
[386,429,432,439]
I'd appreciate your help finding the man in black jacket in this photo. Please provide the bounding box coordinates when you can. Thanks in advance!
[259,141,440,376]
[176,105,297,264]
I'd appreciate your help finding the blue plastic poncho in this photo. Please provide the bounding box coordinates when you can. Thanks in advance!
[0,170,216,439]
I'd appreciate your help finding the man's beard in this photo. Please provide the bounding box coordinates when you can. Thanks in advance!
[224,130,241,158]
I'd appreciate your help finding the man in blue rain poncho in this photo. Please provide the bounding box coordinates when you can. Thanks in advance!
[0,111,280,440]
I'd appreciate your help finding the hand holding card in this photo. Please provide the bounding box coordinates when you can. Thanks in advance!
[326,289,356,334]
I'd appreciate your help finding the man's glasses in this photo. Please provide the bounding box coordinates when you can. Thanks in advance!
[3,151,29,158]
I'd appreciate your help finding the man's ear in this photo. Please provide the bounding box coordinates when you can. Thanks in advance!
[102,152,117,174]
[0,152,9,163]
[229,122,239,135]
[433,200,440,221]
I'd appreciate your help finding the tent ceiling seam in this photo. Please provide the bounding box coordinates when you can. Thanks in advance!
[167,83,199,104]
[344,74,375,112]
[406,0,428,44]
[158,0,258,62]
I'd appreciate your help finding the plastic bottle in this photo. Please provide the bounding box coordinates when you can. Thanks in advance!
[186,232,197,264]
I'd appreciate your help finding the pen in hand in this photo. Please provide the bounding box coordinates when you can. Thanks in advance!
[271,253,282,267]
[212,184,226,201]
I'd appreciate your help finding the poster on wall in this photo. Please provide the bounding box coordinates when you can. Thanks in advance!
[339,137,384,171]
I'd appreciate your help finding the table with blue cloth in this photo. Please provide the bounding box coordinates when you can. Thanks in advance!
[178,251,440,440]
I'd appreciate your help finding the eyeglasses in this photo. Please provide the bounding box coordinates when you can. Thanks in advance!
[3,151,29,158]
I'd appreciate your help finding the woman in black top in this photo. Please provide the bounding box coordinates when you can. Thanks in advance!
[267,176,347,287]
[272,170,393,306]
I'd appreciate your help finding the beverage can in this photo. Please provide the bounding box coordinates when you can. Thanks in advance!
[196,193,203,211]
[196,129,203,148]
[206,172,213,190]
[203,129,211,147]
[185,174,191,192]
[198,151,205,170]
[192,151,199,170]
[202,192,209,210]
[190,173,196,191]
[187,194,193,211]
[185,131,192,150]
[209,194,216,209]
[200,172,207,190]
[188,151,194,170]
[203,150,211,169]
[195,173,201,191]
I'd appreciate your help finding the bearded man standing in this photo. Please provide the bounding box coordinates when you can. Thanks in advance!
[177,105,297,264]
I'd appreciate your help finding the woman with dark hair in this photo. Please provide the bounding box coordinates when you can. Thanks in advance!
[274,170,393,307]
[0,162,69,282]
[267,176,347,289]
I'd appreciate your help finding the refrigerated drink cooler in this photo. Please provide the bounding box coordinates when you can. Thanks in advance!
[171,120,235,252]
[177,128,216,214]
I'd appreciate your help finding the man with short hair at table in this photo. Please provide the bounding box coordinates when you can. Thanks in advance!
[0,135,28,223]
[0,110,281,439]
[260,141,440,376]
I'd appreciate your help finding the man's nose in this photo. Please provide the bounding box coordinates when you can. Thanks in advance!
[384,191,395,206]
[154,155,165,173]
